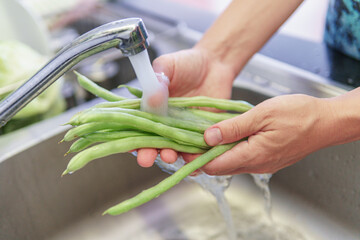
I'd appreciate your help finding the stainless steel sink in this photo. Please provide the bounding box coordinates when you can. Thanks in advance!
[1,7,359,239]
[0,51,359,239]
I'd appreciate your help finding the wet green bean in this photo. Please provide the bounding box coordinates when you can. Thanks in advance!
[169,96,253,113]
[68,138,95,154]
[69,110,208,148]
[118,85,143,98]
[92,96,252,113]
[93,99,141,109]
[185,108,239,122]
[83,130,153,142]
[68,131,155,154]
[63,122,134,142]
[75,71,125,102]
[62,136,207,175]
[103,142,237,215]
[85,108,210,133]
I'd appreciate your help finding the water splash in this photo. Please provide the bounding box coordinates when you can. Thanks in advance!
[251,173,273,222]
[155,156,237,240]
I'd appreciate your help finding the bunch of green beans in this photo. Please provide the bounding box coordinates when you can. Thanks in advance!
[62,72,252,215]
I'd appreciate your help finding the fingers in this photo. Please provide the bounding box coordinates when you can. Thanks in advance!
[137,148,180,168]
[137,149,158,168]
[145,86,168,109]
[181,153,203,176]
[160,149,178,164]
[204,108,262,146]
[181,153,202,162]
[153,49,207,97]
[153,54,175,82]
[200,140,255,175]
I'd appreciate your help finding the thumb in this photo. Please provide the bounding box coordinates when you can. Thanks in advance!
[204,109,261,146]
[152,54,175,82]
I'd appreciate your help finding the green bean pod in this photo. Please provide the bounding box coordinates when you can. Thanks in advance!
[75,72,252,112]
[68,131,154,153]
[63,122,134,142]
[86,108,211,133]
[69,110,208,148]
[68,138,95,153]
[185,108,239,122]
[93,99,141,109]
[75,71,125,102]
[92,96,252,113]
[169,96,253,113]
[62,136,207,175]
[83,130,153,142]
[103,142,237,216]
[118,85,143,98]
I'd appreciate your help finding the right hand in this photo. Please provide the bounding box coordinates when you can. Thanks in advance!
[136,47,237,167]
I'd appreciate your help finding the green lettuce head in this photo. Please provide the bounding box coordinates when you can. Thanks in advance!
[0,40,65,131]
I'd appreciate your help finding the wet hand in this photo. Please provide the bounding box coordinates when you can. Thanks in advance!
[136,48,236,167]
[199,94,335,175]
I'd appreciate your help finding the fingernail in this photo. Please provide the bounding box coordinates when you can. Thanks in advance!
[155,72,170,86]
[205,128,222,146]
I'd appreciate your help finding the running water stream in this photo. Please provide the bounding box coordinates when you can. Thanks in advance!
[155,157,276,240]
[251,173,273,222]
[154,157,237,240]
[128,50,168,115]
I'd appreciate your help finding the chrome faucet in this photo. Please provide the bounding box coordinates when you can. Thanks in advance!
[0,18,149,127]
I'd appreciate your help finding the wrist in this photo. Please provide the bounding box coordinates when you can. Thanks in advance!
[195,0,303,77]
[192,46,238,87]
[323,89,360,146]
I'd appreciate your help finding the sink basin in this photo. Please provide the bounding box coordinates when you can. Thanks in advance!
[0,7,359,238]
[0,52,359,240]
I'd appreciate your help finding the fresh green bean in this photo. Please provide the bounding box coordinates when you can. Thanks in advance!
[63,122,134,141]
[92,96,253,113]
[75,72,252,112]
[118,85,143,98]
[167,107,215,124]
[83,130,153,142]
[103,142,237,215]
[169,96,253,113]
[62,73,255,217]
[62,136,207,175]
[186,108,239,122]
[75,71,125,102]
[93,99,141,109]
[68,131,155,154]
[85,108,210,133]
[68,138,95,153]
[69,110,208,148]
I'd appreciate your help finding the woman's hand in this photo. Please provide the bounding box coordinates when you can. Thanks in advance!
[196,94,337,175]
[136,48,236,167]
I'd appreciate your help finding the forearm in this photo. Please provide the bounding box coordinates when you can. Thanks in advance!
[326,88,360,146]
[196,0,303,75]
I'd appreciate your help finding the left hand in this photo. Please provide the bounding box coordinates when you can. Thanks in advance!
[194,94,336,175]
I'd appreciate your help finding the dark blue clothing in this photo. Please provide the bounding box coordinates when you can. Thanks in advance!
[324,0,360,60]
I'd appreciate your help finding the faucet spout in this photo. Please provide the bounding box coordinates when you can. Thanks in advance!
[0,18,149,127]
